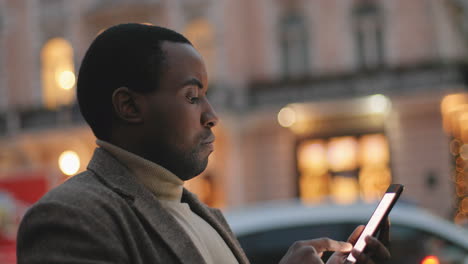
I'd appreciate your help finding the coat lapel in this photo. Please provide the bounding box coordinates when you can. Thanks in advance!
[87,148,207,264]
[131,196,207,264]
[182,190,250,264]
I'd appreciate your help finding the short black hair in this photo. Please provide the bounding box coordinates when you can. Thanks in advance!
[77,23,192,140]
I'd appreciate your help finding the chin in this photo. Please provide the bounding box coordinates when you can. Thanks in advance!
[178,157,209,181]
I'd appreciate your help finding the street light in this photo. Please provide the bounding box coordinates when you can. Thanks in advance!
[56,70,76,90]
[58,150,80,176]
[278,106,297,127]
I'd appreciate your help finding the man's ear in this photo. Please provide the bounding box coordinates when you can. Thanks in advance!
[111,87,144,123]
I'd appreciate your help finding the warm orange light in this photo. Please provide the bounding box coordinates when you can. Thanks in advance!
[58,150,80,176]
[450,139,463,156]
[330,176,359,204]
[56,70,75,90]
[454,211,467,225]
[460,144,468,160]
[298,140,330,203]
[441,94,468,115]
[297,140,328,173]
[359,166,391,202]
[359,134,389,165]
[327,137,358,172]
[456,183,466,197]
[421,255,440,264]
[299,173,329,203]
[41,38,76,109]
[441,93,468,135]
[445,105,468,138]
[461,197,468,213]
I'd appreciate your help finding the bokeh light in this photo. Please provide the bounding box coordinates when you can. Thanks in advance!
[359,134,389,165]
[58,151,80,176]
[297,140,328,173]
[278,106,297,127]
[368,94,390,114]
[461,197,468,213]
[450,138,463,156]
[56,70,76,90]
[460,144,468,160]
[330,176,359,204]
[421,256,440,264]
[327,137,358,172]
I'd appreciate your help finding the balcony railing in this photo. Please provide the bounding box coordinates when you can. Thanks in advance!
[248,62,468,109]
[0,103,85,137]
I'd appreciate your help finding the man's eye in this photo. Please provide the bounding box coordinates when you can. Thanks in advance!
[187,96,200,104]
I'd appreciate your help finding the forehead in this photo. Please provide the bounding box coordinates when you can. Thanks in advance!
[159,41,207,82]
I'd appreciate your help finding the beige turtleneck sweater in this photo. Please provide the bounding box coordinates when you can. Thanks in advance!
[96,140,239,264]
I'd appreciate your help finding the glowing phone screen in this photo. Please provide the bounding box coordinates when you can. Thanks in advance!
[346,193,396,263]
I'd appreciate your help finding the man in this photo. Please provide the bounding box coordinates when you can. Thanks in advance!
[17,23,390,264]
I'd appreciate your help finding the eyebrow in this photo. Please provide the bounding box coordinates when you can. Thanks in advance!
[182,78,203,89]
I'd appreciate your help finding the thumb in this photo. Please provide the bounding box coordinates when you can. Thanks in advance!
[347,225,365,245]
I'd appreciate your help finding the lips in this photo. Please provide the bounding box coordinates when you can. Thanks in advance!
[201,134,215,152]
[201,134,215,145]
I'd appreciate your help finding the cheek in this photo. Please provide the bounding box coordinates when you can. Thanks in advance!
[160,103,201,144]
[174,111,201,139]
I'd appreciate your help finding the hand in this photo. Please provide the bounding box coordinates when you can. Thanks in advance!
[279,238,353,264]
[327,219,391,264]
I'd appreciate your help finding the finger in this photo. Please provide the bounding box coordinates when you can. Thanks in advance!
[365,236,391,260]
[295,245,323,260]
[378,217,390,247]
[302,238,353,254]
[347,225,365,245]
[280,243,325,264]
[351,249,374,264]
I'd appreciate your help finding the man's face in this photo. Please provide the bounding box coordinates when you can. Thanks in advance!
[139,42,218,180]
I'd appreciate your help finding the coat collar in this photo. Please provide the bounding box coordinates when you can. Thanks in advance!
[182,190,250,264]
[87,147,249,264]
[87,147,206,264]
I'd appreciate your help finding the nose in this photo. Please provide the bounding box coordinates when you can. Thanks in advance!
[202,100,219,128]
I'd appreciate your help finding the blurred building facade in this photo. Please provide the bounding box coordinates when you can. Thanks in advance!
[0,0,467,226]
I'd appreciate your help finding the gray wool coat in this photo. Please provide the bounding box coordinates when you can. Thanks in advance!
[17,147,250,264]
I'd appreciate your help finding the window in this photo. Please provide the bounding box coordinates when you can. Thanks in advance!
[297,134,391,204]
[184,19,216,82]
[40,0,65,20]
[353,0,385,69]
[279,13,309,79]
[41,38,76,109]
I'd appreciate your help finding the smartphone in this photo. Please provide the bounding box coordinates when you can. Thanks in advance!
[345,184,404,264]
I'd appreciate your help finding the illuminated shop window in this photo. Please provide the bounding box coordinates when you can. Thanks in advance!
[353,0,385,69]
[441,94,468,225]
[279,13,309,79]
[298,134,391,204]
[358,134,391,201]
[298,140,329,203]
[184,19,216,82]
[41,38,76,109]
